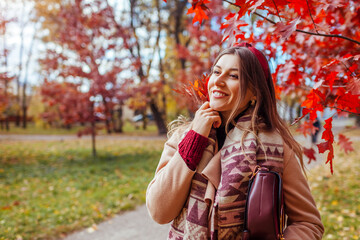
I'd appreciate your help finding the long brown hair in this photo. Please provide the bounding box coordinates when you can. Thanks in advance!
[211,46,305,172]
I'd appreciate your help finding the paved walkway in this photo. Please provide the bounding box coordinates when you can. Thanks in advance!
[0,134,166,141]
[64,205,169,240]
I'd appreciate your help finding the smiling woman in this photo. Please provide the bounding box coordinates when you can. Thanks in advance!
[208,54,254,123]
[146,43,324,240]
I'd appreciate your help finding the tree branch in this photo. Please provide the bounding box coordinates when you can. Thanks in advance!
[271,0,282,22]
[324,106,360,115]
[221,0,360,45]
[305,0,319,34]
[295,29,360,45]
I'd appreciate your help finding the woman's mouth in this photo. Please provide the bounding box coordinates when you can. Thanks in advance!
[212,90,227,98]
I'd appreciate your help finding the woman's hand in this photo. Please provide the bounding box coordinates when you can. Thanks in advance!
[192,102,221,137]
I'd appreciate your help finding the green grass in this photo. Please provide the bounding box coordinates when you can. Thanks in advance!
[0,138,165,240]
[307,142,360,240]
[0,121,158,136]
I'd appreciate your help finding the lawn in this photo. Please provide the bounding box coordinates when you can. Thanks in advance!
[0,137,359,239]
[307,142,360,240]
[0,138,165,240]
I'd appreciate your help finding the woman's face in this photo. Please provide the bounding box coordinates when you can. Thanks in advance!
[208,54,254,121]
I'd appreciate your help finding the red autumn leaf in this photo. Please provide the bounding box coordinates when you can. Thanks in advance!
[317,141,334,173]
[287,0,308,15]
[317,117,334,174]
[187,0,210,24]
[173,73,209,107]
[191,73,209,102]
[296,120,318,137]
[324,71,338,91]
[321,117,334,142]
[274,17,301,39]
[234,0,252,18]
[301,89,325,113]
[246,0,265,14]
[348,77,360,95]
[337,134,354,154]
[342,53,353,59]
[335,88,360,113]
[220,13,248,45]
[303,147,316,164]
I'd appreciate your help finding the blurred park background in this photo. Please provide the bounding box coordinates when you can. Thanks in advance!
[1,0,360,239]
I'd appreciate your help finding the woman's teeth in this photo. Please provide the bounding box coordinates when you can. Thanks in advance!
[213,91,226,97]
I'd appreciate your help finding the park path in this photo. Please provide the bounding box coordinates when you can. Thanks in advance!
[63,205,170,240]
[0,134,166,141]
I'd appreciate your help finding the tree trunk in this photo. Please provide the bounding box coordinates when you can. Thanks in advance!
[16,0,26,128]
[110,109,116,132]
[5,117,9,131]
[22,105,27,128]
[15,115,21,127]
[116,104,123,133]
[91,104,97,157]
[21,21,36,129]
[91,120,96,157]
[289,99,295,124]
[103,99,112,134]
[150,99,167,135]
[141,109,147,130]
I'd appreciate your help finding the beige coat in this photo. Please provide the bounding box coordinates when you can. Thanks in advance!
[146,129,324,239]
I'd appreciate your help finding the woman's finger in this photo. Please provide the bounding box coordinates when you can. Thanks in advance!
[199,101,210,109]
[211,115,222,128]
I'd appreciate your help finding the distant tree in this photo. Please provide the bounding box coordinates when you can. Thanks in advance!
[107,0,168,134]
[36,0,132,156]
[0,2,16,131]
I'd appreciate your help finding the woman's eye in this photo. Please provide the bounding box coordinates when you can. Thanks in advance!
[230,74,239,79]
[213,70,221,75]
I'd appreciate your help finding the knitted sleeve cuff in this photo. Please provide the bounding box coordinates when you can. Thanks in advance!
[178,130,209,171]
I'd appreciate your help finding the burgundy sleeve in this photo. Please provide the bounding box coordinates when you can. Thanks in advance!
[178,130,209,171]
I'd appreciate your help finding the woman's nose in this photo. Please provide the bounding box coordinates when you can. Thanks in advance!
[214,74,225,86]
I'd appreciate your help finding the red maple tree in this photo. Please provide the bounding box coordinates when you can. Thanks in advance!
[180,0,360,173]
[38,0,131,156]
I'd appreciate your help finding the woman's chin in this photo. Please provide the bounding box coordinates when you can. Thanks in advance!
[209,102,217,110]
[209,102,222,111]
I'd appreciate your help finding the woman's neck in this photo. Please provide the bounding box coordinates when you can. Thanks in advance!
[220,103,251,126]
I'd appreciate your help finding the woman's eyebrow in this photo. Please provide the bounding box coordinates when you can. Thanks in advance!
[214,65,238,71]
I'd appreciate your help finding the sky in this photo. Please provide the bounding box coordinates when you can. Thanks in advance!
[1,0,40,92]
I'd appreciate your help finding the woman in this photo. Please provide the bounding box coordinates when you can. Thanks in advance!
[146,43,324,240]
